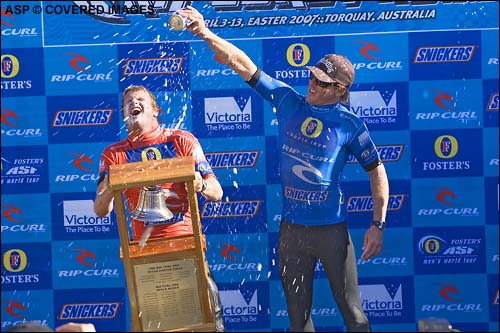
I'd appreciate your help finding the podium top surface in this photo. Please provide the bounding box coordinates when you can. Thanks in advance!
[108,156,195,190]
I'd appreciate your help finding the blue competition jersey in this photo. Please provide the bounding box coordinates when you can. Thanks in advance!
[254,71,381,226]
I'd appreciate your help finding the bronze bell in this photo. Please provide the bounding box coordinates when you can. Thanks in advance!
[130,185,173,222]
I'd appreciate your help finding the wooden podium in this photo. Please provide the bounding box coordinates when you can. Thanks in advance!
[108,156,216,332]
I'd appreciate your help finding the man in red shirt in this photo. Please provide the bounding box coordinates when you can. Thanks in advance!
[93,85,224,331]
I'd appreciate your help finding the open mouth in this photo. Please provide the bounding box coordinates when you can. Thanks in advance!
[130,106,142,116]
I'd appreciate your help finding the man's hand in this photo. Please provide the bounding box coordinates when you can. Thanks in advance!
[361,226,384,260]
[178,5,208,38]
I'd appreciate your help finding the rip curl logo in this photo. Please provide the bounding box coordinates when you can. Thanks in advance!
[432,90,455,110]
[357,41,381,60]
[1,8,14,26]
[69,153,95,172]
[67,52,90,72]
[2,203,22,222]
[437,283,459,302]
[73,248,96,267]
[1,108,18,126]
[319,57,336,74]
[220,242,240,261]
[4,300,25,318]
[435,187,455,206]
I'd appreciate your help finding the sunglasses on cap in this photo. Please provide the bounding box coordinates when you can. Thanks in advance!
[309,72,344,89]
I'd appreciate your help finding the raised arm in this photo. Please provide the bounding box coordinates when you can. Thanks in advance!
[179,5,258,81]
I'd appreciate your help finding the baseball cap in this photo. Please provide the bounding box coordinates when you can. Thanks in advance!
[306,54,355,87]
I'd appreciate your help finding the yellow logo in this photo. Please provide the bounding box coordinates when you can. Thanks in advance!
[286,43,310,67]
[434,135,458,159]
[141,147,162,161]
[423,238,440,254]
[1,54,20,78]
[3,249,27,272]
[300,117,323,138]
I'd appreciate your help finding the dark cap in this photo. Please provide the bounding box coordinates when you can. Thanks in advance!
[306,54,355,87]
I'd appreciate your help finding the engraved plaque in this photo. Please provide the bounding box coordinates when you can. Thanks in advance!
[134,258,202,331]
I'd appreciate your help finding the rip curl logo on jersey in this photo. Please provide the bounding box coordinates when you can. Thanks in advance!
[205,151,259,168]
[433,90,455,110]
[58,302,120,320]
[2,203,22,222]
[52,109,113,127]
[201,200,261,218]
[300,117,323,139]
[1,108,17,126]
[123,57,184,75]
[434,135,458,159]
[414,45,475,63]
[3,248,27,272]
[4,299,25,318]
[347,194,405,212]
[1,54,19,78]
[141,147,162,161]
[488,92,499,111]
[286,43,310,67]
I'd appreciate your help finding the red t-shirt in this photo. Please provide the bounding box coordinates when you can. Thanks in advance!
[98,125,216,240]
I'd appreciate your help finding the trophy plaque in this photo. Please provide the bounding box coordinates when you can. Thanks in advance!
[108,156,215,332]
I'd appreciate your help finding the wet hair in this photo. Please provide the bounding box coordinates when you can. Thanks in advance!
[120,85,162,117]
[6,322,54,332]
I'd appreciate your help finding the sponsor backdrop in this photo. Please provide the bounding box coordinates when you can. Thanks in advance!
[1,1,498,332]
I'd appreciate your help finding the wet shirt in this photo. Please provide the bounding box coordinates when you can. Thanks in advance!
[253,71,381,226]
[98,125,216,239]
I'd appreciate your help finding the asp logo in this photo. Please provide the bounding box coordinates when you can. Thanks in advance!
[286,43,311,67]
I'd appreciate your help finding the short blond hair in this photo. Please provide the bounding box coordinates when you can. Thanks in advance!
[120,85,161,117]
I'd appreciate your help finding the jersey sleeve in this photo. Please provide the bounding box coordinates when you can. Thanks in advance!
[253,71,301,110]
[176,131,216,179]
[346,122,382,172]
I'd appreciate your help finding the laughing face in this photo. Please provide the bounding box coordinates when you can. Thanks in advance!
[122,87,159,134]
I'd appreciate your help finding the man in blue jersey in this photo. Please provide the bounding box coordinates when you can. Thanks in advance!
[180,6,390,332]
